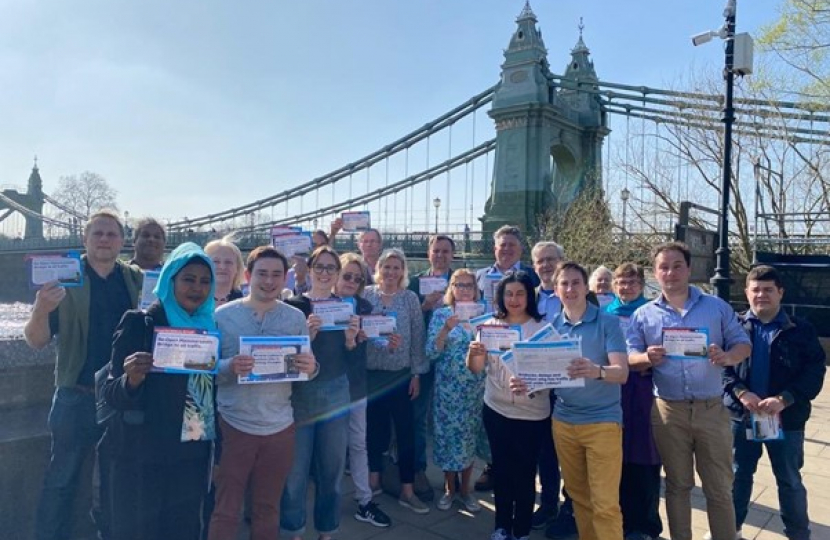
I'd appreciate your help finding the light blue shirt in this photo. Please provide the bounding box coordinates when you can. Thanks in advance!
[626,286,750,401]
[538,289,562,322]
[550,304,628,425]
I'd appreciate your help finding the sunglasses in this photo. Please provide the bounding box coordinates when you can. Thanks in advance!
[341,272,365,284]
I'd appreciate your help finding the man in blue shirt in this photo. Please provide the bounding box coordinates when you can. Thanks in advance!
[627,242,751,540]
[722,265,825,540]
[476,225,540,304]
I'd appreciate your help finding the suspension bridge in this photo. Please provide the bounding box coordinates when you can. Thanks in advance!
[2,3,829,256]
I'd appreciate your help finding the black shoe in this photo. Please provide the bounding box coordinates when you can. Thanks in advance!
[545,508,577,539]
[354,501,392,528]
[531,503,558,530]
[474,464,494,492]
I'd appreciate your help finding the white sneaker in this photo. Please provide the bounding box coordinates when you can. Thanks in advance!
[702,529,742,540]
[436,492,454,511]
[460,492,481,513]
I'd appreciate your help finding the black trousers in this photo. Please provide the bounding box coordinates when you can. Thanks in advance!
[366,369,416,484]
[109,454,210,540]
[620,462,663,538]
[483,404,548,539]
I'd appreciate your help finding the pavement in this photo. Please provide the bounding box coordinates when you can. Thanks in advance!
[244,372,830,540]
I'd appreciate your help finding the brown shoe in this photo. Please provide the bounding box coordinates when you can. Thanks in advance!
[474,464,494,492]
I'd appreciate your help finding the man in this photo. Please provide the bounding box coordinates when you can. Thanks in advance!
[721,265,825,540]
[531,241,564,320]
[357,228,383,284]
[476,225,540,304]
[25,211,143,540]
[606,263,662,540]
[627,242,751,540]
[407,234,456,502]
[129,217,166,271]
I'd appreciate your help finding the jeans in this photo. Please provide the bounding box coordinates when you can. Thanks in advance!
[732,422,810,540]
[366,369,416,484]
[412,367,434,472]
[280,375,350,536]
[36,387,104,540]
[348,398,373,506]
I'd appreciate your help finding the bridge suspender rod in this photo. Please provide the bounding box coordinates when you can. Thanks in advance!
[167,86,496,232]
[41,193,89,220]
[0,191,74,229]
[245,139,495,234]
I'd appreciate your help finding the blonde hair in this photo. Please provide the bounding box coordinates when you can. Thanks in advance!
[373,248,409,289]
[204,235,245,290]
[444,268,479,306]
[339,252,369,296]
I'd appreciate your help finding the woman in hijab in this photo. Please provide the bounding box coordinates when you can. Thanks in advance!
[103,242,218,540]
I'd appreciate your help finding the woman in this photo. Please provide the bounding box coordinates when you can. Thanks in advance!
[588,265,615,308]
[103,242,217,540]
[335,253,392,528]
[209,246,318,540]
[281,245,355,540]
[605,262,662,540]
[546,261,628,540]
[204,237,245,306]
[363,248,430,514]
[466,271,549,540]
[426,268,484,513]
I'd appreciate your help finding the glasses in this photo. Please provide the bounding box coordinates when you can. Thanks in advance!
[312,264,338,275]
[535,257,561,265]
[452,282,475,290]
[341,272,364,284]
[614,279,641,287]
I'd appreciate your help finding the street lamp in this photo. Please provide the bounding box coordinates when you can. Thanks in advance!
[620,187,630,241]
[432,197,441,233]
[694,0,737,301]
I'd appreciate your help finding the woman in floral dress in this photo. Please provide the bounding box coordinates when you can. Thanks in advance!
[426,268,485,513]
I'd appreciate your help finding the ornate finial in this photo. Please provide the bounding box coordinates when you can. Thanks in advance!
[578,17,584,38]
[518,1,537,21]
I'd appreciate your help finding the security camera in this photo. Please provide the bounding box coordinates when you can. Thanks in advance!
[692,30,714,46]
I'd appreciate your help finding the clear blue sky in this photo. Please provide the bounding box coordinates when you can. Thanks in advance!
[0,0,780,233]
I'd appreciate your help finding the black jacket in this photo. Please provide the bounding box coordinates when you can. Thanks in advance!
[723,310,826,431]
[102,304,212,463]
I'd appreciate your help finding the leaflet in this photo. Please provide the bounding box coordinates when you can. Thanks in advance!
[28,251,83,289]
[747,412,784,441]
[237,335,311,384]
[419,276,448,296]
[151,327,220,374]
[477,324,522,355]
[662,327,709,360]
[501,323,562,363]
[512,340,585,392]
[341,211,371,232]
[139,270,160,310]
[361,313,397,341]
[313,298,355,331]
[454,301,486,322]
[482,273,502,306]
[271,232,312,258]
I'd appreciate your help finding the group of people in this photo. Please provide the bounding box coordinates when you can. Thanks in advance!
[25,213,825,540]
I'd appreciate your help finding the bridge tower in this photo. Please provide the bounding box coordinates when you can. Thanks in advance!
[482,3,609,237]
[25,160,45,239]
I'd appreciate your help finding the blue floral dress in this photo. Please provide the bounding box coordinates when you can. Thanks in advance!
[427,306,486,471]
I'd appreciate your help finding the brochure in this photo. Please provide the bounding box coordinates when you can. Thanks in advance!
[454,301,486,322]
[271,232,312,258]
[477,323,522,355]
[361,313,397,342]
[662,327,710,360]
[341,211,371,232]
[419,276,448,296]
[238,335,311,384]
[139,270,160,310]
[512,339,586,392]
[313,297,355,331]
[482,272,502,307]
[151,327,220,374]
[747,412,784,441]
[501,323,562,363]
[28,251,83,289]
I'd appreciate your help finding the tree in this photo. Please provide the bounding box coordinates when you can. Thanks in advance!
[51,171,119,221]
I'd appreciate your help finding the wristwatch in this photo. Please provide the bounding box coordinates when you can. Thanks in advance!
[597,366,606,380]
